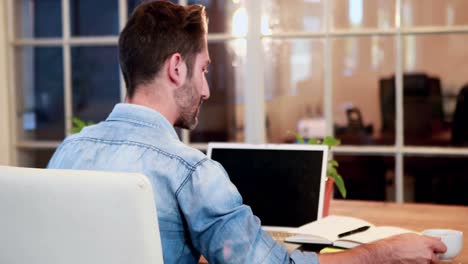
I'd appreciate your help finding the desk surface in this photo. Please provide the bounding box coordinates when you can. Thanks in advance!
[330,200,468,264]
[199,200,467,263]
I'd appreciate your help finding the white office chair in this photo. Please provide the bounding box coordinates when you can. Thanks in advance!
[0,166,164,264]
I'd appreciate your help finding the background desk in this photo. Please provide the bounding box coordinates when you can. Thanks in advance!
[330,200,468,264]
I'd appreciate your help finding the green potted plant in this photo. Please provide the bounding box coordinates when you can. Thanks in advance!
[290,132,346,217]
[71,117,94,134]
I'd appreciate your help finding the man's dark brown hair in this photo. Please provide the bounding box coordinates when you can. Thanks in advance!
[119,0,207,98]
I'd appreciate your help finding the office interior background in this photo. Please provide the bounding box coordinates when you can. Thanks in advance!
[0,0,468,205]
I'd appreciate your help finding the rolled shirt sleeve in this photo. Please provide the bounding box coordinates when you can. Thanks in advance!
[176,159,319,264]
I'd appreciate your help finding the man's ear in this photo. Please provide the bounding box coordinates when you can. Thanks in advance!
[167,53,187,87]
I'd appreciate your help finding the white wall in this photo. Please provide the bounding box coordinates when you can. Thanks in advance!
[0,0,13,165]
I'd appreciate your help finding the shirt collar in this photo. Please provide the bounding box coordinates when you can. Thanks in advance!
[106,103,179,140]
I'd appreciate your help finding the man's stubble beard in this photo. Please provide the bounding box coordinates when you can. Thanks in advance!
[174,79,203,130]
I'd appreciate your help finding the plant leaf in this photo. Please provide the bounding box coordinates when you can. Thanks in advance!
[327,163,346,198]
[72,117,85,128]
[307,138,320,145]
[328,159,339,167]
[288,130,305,144]
[327,164,337,176]
[332,173,347,198]
[71,117,94,134]
[322,136,341,148]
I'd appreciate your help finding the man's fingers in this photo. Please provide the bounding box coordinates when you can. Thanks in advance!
[431,252,440,264]
[425,236,447,253]
[424,235,442,241]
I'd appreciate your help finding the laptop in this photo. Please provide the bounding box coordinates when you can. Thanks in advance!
[0,166,164,264]
[207,143,328,234]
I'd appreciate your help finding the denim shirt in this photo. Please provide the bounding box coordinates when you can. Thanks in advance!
[48,103,319,264]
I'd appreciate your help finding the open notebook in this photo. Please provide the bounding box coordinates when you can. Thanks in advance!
[285,215,416,248]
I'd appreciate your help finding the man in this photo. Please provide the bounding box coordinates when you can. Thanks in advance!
[48,1,446,263]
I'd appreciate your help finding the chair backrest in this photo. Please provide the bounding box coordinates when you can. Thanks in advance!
[452,84,468,146]
[0,166,164,264]
[379,73,443,140]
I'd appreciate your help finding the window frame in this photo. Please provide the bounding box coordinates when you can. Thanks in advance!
[0,0,13,165]
[5,0,468,203]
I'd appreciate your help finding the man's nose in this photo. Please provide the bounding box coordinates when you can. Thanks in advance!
[202,78,210,100]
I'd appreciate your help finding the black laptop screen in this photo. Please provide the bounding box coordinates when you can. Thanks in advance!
[210,147,324,227]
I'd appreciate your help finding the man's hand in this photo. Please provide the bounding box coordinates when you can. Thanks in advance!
[377,233,447,263]
[318,233,447,264]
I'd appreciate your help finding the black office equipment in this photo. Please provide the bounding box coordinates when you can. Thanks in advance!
[451,84,468,146]
[207,143,327,228]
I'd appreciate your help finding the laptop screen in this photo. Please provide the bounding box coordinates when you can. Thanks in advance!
[207,143,327,228]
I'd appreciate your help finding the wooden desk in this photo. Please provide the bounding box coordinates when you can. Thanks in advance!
[330,200,468,263]
[200,200,467,263]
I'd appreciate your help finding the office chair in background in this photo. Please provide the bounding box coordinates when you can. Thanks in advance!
[379,73,444,145]
[451,84,468,146]
[334,107,374,145]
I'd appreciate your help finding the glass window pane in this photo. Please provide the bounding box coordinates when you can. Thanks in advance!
[334,155,394,201]
[71,47,121,123]
[331,0,396,29]
[402,34,468,147]
[190,41,244,143]
[263,38,325,143]
[70,0,119,36]
[188,0,243,34]
[15,0,62,38]
[333,36,396,146]
[402,0,468,27]
[18,149,56,168]
[263,0,324,33]
[16,47,65,141]
[405,157,468,205]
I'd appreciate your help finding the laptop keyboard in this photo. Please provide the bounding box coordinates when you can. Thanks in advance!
[267,231,295,242]
[267,231,302,252]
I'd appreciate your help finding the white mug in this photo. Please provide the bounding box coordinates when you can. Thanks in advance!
[422,229,463,261]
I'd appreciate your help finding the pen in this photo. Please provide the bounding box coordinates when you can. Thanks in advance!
[338,226,371,238]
